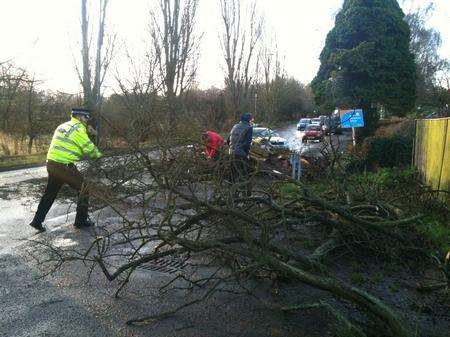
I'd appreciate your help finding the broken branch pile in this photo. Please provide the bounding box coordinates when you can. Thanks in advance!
[31,127,448,336]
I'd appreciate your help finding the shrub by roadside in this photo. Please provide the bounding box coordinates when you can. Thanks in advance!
[361,135,413,170]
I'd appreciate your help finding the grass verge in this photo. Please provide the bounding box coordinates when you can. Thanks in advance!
[0,153,47,171]
[278,167,449,254]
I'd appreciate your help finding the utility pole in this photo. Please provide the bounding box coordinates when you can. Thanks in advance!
[254,92,257,118]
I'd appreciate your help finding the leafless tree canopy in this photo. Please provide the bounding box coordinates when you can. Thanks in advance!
[77,0,115,109]
[0,62,77,156]
[257,38,284,122]
[150,0,201,103]
[0,62,27,132]
[219,0,262,117]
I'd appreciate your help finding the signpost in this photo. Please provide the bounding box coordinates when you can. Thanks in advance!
[339,109,365,146]
[290,152,301,180]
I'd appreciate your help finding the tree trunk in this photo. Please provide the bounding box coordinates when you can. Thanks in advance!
[265,255,411,337]
[27,136,34,154]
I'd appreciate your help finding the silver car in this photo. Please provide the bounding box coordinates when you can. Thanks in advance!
[252,127,288,149]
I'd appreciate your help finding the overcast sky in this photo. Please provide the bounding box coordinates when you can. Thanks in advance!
[1,0,449,94]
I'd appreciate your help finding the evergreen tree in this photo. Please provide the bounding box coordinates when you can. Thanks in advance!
[311,0,416,137]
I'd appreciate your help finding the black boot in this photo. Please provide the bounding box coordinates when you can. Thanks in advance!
[74,217,95,228]
[74,192,92,228]
[29,221,46,232]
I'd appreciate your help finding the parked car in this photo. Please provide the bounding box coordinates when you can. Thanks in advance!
[297,118,312,131]
[252,127,288,149]
[302,124,324,143]
[311,118,322,126]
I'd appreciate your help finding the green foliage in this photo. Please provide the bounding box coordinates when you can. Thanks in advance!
[361,135,413,169]
[341,167,449,253]
[336,325,366,337]
[350,272,366,285]
[418,219,450,252]
[388,282,401,293]
[370,272,384,285]
[278,167,449,254]
[311,0,416,136]
[278,182,302,200]
[348,167,417,192]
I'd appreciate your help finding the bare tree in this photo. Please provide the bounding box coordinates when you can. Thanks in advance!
[149,0,201,122]
[0,63,28,155]
[257,38,284,123]
[0,62,27,133]
[219,0,263,118]
[112,47,164,143]
[24,76,39,154]
[77,0,115,142]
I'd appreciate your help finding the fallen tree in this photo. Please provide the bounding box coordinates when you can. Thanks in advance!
[29,116,450,337]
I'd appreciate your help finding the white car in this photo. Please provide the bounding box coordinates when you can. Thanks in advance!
[252,127,288,149]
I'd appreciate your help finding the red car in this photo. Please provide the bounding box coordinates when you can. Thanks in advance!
[302,124,324,143]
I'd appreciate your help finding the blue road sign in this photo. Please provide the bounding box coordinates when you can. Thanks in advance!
[340,109,365,128]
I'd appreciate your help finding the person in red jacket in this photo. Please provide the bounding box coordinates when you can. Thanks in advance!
[202,131,225,160]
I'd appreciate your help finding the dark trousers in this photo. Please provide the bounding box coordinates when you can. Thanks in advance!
[32,160,89,225]
[230,156,252,197]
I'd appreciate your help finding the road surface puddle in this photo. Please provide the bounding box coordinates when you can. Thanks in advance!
[51,237,77,248]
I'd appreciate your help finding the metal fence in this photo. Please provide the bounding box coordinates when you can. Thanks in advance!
[414,117,450,203]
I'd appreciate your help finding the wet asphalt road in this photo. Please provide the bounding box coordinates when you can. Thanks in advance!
[0,166,115,337]
[276,123,351,155]
[1,166,51,249]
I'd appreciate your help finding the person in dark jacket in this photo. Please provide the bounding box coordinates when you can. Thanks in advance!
[229,113,253,157]
[228,113,253,196]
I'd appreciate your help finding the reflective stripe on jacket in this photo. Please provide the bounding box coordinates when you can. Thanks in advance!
[47,117,102,164]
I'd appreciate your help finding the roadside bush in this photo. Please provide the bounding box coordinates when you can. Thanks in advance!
[342,167,419,204]
[350,166,417,190]
[361,135,413,169]
[419,219,450,252]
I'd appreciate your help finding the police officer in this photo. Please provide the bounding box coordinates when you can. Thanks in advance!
[29,108,102,232]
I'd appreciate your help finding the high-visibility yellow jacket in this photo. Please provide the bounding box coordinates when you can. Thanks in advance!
[47,117,102,164]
